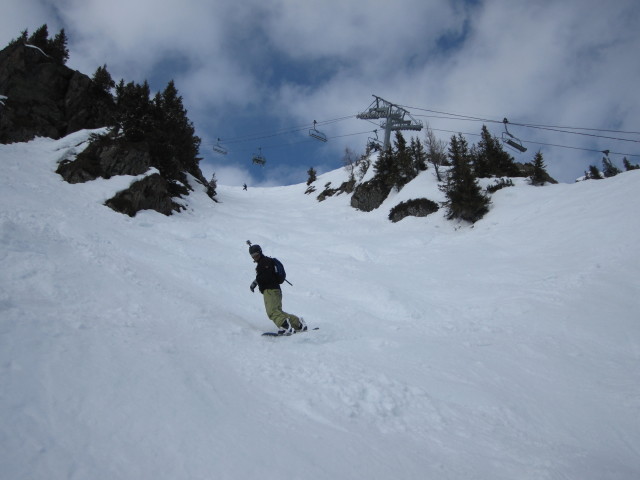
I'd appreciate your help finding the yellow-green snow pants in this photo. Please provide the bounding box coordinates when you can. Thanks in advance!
[262,289,301,329]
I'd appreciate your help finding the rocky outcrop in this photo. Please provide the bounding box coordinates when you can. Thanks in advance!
[350,177,392,212]
[56,133,210,216]
[1,40,212,217]
[56,135,152,183]
[0,42,115,143]
[316,178,356,202]
[105,174,189,217]
[388,198,439,223]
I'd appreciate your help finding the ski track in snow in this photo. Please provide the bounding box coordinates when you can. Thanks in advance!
[1,130,640,479]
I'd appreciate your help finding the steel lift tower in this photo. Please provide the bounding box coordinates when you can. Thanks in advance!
[357,95,423,151]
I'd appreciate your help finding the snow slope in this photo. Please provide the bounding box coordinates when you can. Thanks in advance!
[1,130,639,480]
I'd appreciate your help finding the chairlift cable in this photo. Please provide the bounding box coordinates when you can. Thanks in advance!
[204,103,639,162]
[399,103,640,140]
[508,124,640,144]
[401,103,640,136]
[212,115,357,146]
[426,126,640,158]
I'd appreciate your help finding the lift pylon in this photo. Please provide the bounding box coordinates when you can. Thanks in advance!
[357,95,423,151]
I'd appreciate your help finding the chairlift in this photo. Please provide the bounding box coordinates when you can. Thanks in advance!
[212,138,228,155]
[367,129,382,152]
[501,118,527,153]
[252,147,266,166]
[309,120,327,142]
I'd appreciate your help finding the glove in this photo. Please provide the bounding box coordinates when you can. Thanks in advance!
[250,281,258,293]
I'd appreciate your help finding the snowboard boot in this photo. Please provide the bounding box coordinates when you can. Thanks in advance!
[296,317,307,332]
[277,319,294,336]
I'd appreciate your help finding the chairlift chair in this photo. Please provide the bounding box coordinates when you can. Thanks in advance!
[252,147,266,166]
[212,138,228,155]
[501,118,527,153]
[367,129,382,152]
[367,140,382,152]
[309,120,327,142]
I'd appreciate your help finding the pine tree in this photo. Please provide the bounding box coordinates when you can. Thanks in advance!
[586,165,603,180]
[49,29,69,64]
[373,145,396,189]
[10,29,29,45]
[473,125,520,177]
[27,24,49,51]
[602,156,621,178]
[150,80,201,179]
[393,131,415,189]
[441,133,490,223]
[306,167,317,185]
[623,157,640,171]
[530,150,548,186]
[114,80,152,142]
[410,137,427,173]
[92,65,116,95]
[207,173,217,197]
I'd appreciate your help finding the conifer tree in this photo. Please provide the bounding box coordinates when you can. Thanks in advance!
[530,150,549,186]
[207,173,217,197]
[12,29,29,45]
[373,145,396,189]
[602,156,621,178]
[441,133,490,223]
[12,25,68,64]
[92,65,116,95]
[623,157,640,171]
[410,137,427,173]
[49,29,69,64]
[473,125,520,177]
[27,24,49,51]
[151,80,201,179]
[307,167,317,185]
[586,165,603,180]
[114,80,152,142]
[393,131,414,189]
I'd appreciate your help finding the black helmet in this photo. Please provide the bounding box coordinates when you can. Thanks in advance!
[249,244,262,255]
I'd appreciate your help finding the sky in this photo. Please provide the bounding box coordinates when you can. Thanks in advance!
[2,0,640,186]
[1,129,639,479]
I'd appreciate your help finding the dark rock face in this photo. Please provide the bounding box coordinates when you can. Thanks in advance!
[350,177,392,212]
[316,178,356,202]
[0,43,115,144]
[56,133,201,217]
[388,198,439,223]
[1,42,211,217]
[105,173,188,217]
[56,135,152,183]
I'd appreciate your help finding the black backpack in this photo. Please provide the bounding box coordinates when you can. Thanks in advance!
[271,257,286,284]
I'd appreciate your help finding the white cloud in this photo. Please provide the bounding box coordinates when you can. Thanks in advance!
[2,0,639,184]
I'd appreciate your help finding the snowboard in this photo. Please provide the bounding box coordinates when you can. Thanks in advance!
[262,327,319,337]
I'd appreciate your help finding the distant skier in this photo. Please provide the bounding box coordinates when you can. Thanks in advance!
[248,244,306,335]
[243,183,247,191]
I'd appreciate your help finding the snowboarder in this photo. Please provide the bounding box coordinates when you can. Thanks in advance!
[243,183,247,191]
[249,244,306,335]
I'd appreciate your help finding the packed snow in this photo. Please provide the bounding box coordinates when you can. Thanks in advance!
[1,130,639,479]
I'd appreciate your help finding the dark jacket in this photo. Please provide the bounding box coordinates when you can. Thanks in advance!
[255,255,280,293]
